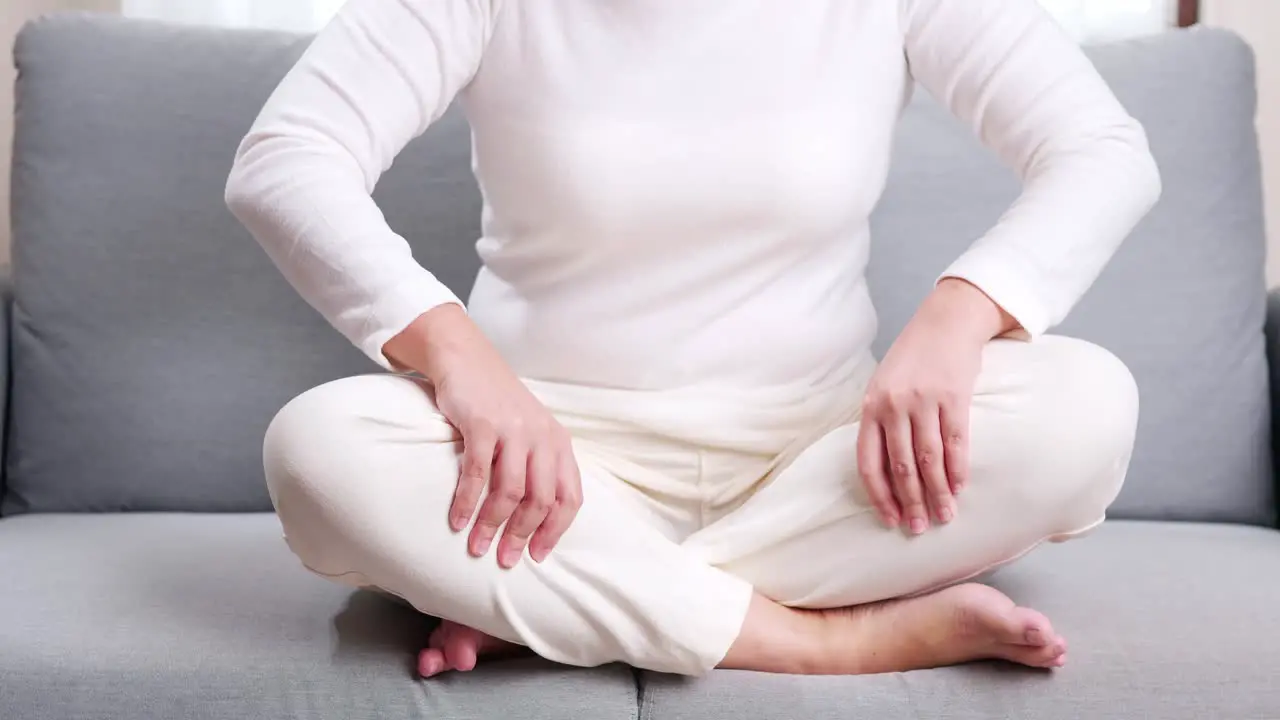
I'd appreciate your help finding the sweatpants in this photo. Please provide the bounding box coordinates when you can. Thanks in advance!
[263,335,1137,677]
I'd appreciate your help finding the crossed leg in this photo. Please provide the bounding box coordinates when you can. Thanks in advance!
[264,336,1136,676]
[686,336,1136,672]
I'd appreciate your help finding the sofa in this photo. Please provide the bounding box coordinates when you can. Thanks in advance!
[1,13,1277,720]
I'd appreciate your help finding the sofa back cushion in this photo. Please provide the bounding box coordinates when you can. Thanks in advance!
[4,15,481,513]
[5,16,1273,524]
[869,29,1273,524]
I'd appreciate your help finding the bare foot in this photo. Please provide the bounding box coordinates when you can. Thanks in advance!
[721,582,1067,675]
[417,621,522,678]
[818,583,1068,674]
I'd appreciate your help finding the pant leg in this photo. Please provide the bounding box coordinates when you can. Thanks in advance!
[681,336,1138,608]
[263,373,752,675]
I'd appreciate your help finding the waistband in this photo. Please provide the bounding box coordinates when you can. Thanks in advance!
[523,351,877,456]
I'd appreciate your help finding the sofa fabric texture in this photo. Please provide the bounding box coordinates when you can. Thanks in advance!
[1,515,1278,720]
[3,13,1279,720]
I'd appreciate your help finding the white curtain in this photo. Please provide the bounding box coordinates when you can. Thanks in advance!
[1039,0,1176,42]
[124,0,1177,37]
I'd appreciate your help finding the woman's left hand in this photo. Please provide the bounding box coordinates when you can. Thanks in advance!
[857,278,1017,534]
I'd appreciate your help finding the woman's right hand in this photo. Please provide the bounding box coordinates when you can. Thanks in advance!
[384,304,583,570]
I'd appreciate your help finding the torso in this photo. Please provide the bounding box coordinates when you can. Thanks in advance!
[460,1,910,391]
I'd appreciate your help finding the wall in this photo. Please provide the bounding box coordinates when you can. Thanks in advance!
[1203,1,1280,284]
[1,0,118,258]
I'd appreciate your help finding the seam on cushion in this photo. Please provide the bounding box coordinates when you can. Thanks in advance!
[630,667,642,720]
[636,669,657,720]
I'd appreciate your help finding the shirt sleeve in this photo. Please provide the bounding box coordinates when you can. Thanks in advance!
[225,0,501,369]
[900,0,1162,336]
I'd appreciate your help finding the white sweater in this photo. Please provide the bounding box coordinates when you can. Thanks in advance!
[226,0,1160,392]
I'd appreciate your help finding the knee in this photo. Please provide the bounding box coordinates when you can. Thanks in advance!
[264,379,352,500]
[996,337,1138,527]
[262,374,456,515]
[263,375,459,572]
[1038,337,1138,453]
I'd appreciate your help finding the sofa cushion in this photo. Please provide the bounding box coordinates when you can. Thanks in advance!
[869,28,1273,525]
[2,516,1276,719]
[4,15,482,513]
[639,521,1280,720]
[0,513,640,720]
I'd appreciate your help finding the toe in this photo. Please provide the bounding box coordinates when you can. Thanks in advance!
[427,623,451,650]
[1008,607,1056,647]
[445,630,480,672]
[418,648,447,678]
[1000,643,1066,669]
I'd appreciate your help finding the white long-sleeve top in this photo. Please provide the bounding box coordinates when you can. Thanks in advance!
[226,0,1160,392]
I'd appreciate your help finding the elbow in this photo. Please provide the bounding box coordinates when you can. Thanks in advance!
[1122,121,1163,216]
[1109,114,1163,216]
[1053,115,1164,218]
[224,143,261,226]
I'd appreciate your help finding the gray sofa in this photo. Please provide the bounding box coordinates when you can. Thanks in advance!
[2,13,1278,720]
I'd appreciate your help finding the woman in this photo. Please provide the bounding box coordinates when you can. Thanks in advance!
[225,0,1160,680]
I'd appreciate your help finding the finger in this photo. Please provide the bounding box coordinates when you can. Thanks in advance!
[468,439,527,558]
[530,452,584,562]
[497,448,556,569]
[885,412,928,534]
[450,425,497,532]
[856,419,899,527]
[941,396,972,494]
[912,406,954,524]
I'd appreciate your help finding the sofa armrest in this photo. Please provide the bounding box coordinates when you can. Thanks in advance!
[1266,288,1280,525]
[0,265,9,508]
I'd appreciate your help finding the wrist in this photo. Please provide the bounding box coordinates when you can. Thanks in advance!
[384,303,475,381]
[923,278,1019,344]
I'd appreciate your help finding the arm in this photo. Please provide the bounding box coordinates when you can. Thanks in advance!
[900,0,1162,336]
[224,0,500,369]
[857,0,1162,534]
[226,0,582,570]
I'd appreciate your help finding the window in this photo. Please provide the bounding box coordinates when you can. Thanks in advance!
[1040,0,1178,42]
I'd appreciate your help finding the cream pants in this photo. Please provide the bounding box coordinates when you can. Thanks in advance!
[264,336,1137,677]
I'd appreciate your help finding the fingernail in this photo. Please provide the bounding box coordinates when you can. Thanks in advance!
[939,506,954,523]
[909,518,927,534]
[450,516,466,532]
[472,538,491,557]
[500,547,520,568]
[953,482,965,495]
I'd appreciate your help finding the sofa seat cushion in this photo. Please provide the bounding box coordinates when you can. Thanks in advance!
[3,515,1277,719]
[640,521,1280,720]
[0,514,639,720]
